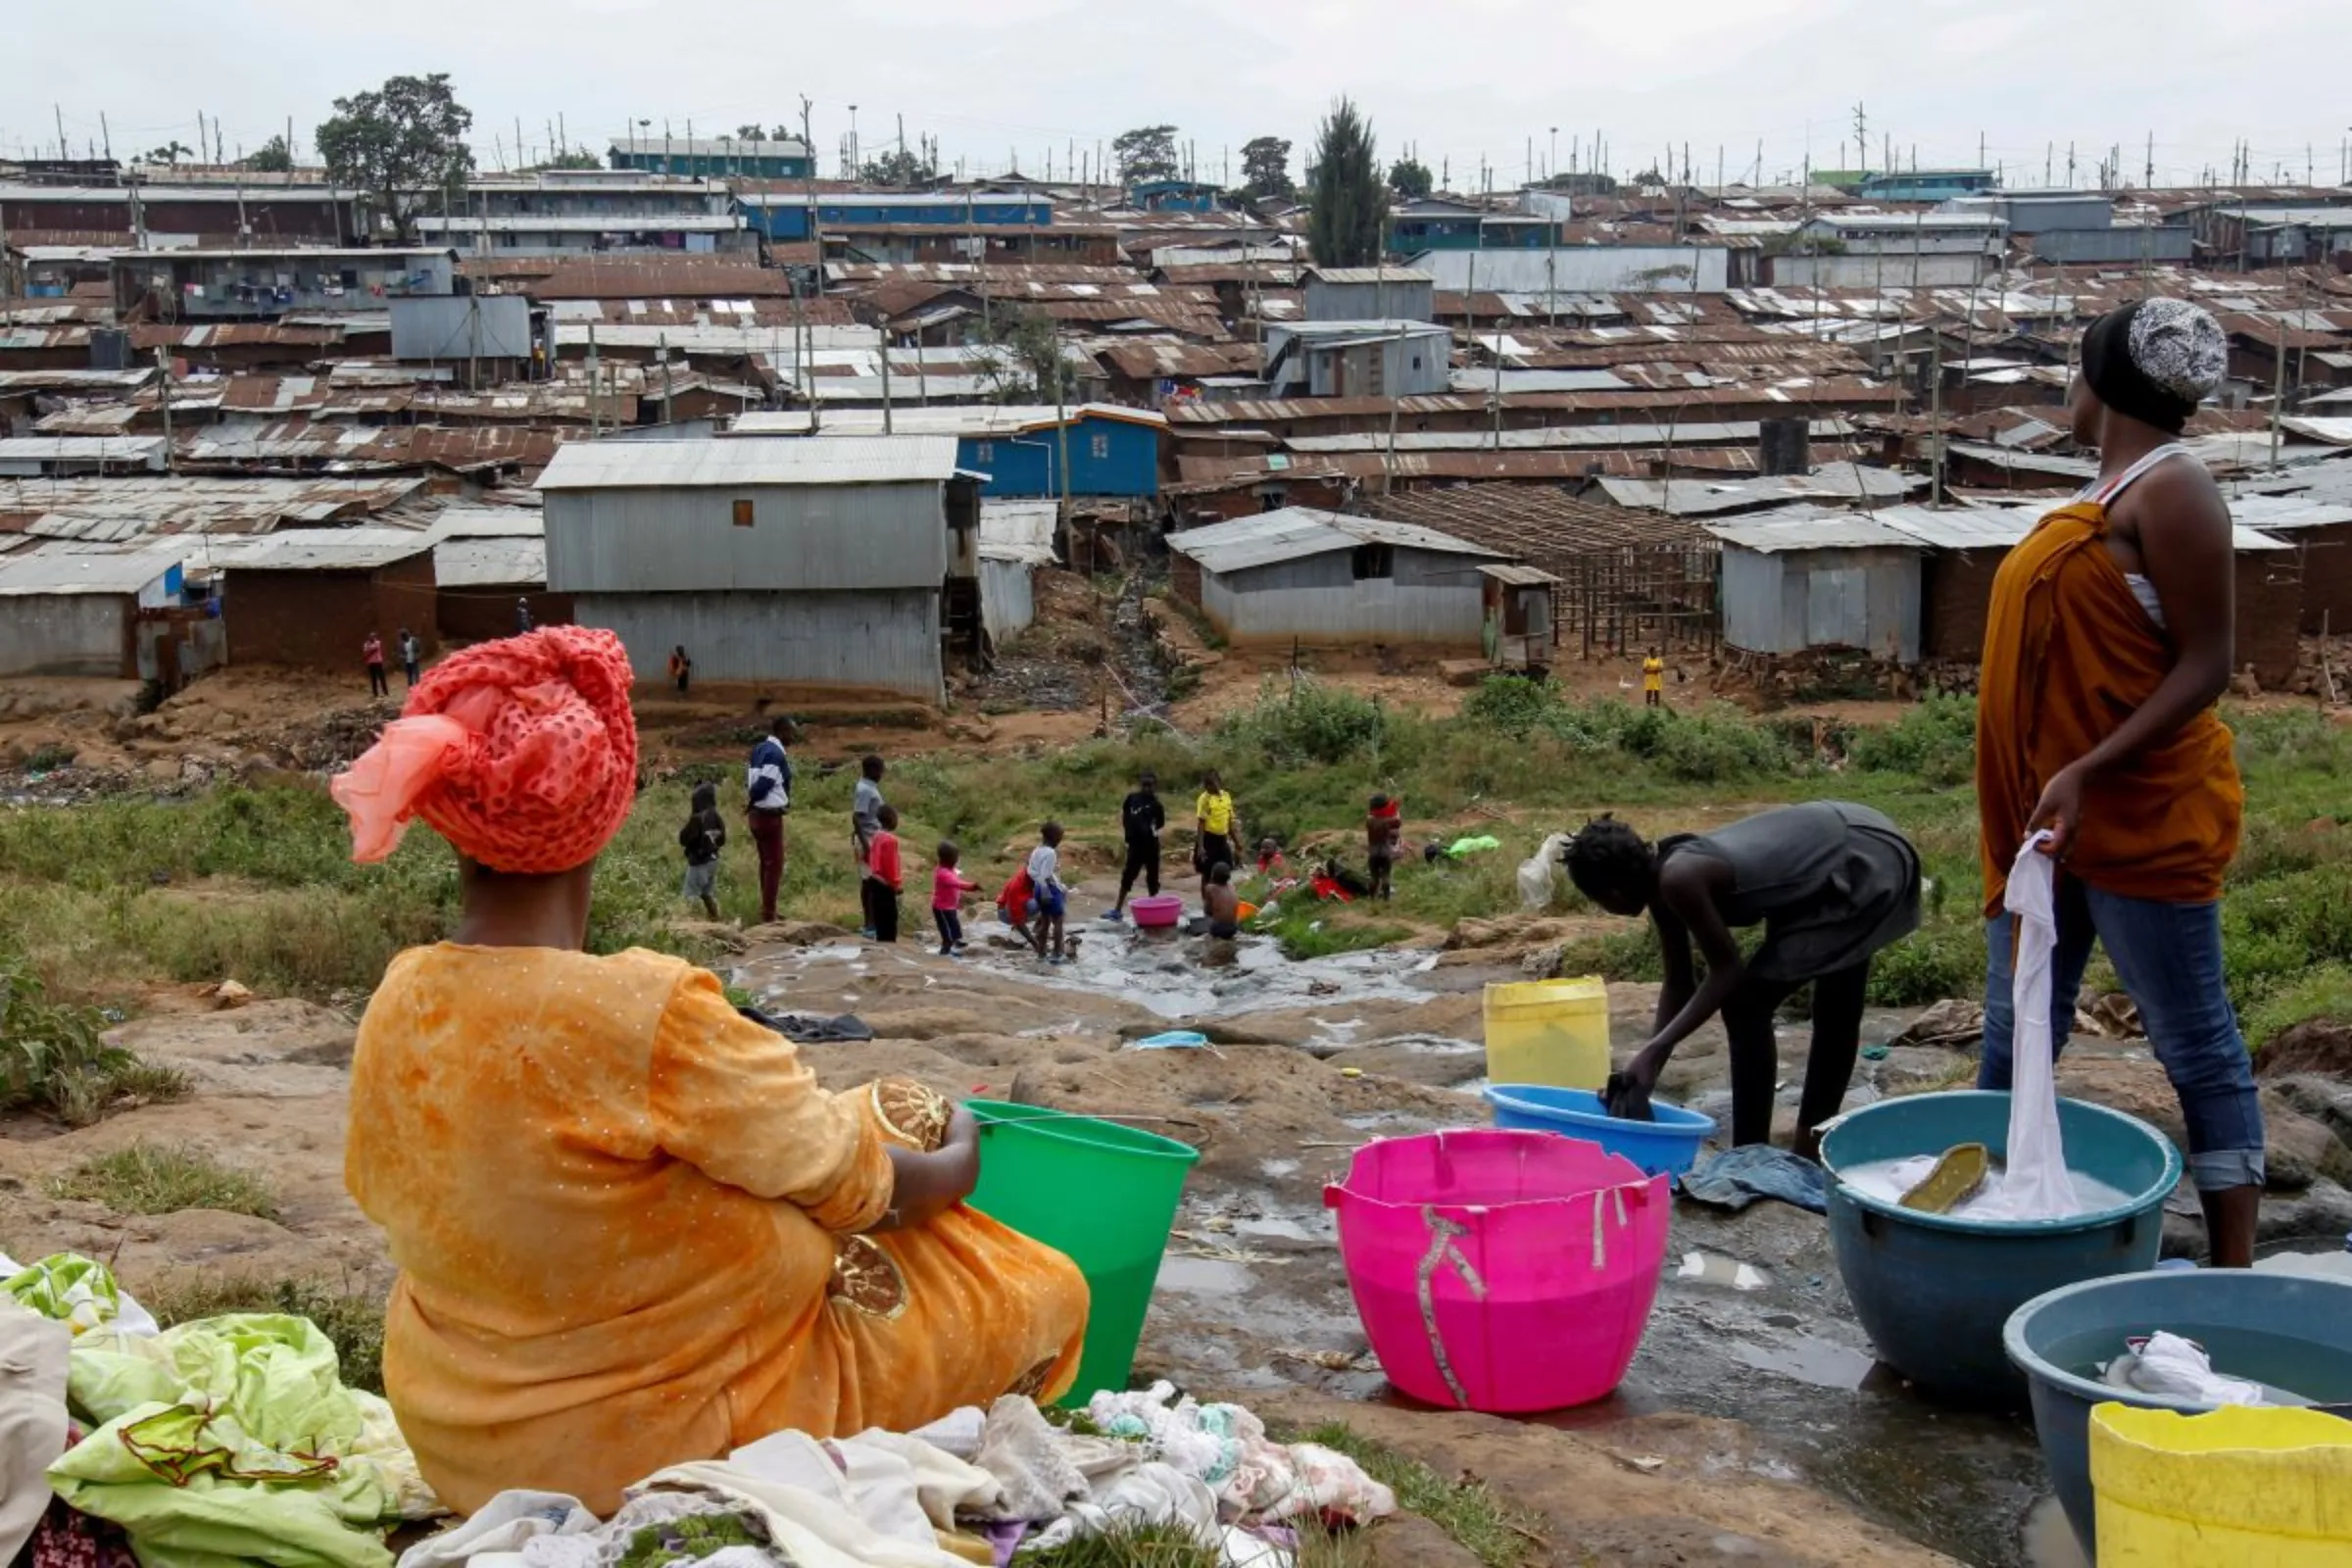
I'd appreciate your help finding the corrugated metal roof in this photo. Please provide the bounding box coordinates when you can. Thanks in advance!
[535,435,962,490]
[1167,507,1498,573]
[1600,465,1922,515]
[0,436,166,465]
[978,500,1057,564]
[432,536,546,587]
[206,526,434,572]
[426,507,545,541]
[2223,495,2352,533]
[736,404,1166,439]
[1447,368,1634,395]
[1704,510,1922,553]
[1478,563,1560,586]
[0,547,182,597]
[1304,268,1436,285]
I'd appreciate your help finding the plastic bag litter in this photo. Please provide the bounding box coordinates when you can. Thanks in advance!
[1518,832,1572,911]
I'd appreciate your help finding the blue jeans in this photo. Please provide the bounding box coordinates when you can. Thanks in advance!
[1979,878,2265,1192]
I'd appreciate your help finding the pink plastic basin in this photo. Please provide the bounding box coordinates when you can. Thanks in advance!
[1130,895,1185,928]
[1325,1128,1670,1412]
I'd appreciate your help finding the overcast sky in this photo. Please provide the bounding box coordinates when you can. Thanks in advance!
[11,0,2351,190]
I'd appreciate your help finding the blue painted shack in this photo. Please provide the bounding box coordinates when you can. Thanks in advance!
[1130,179,1222,214]
[790,405,1166,500]
[1856,169,1997,202]
[739,191,1054,242]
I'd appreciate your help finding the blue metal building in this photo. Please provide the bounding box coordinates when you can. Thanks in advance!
[789,406,1165,499]
[1129,179,1222,213]
[739,191,1055,242]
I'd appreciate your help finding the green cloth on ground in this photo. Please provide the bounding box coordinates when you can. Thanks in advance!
[50,1313,436,1568]
[1445,836,1501,858]
[5,1252,129,1336]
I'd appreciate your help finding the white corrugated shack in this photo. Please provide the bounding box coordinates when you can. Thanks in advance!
[1705,509,1923,663]
[1167,508,1542,647]
[536,436,981,701]
[0,547,186,678]
[976,500,1055,644]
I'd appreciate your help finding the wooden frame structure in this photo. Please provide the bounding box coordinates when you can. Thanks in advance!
[1364,486,1720,658]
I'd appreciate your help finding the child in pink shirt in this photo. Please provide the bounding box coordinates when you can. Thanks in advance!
[932,840,980,956]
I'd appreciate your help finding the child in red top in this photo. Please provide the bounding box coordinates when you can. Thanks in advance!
[863,805,903,944]
[932,840,980,956]
[996,866,1045,959]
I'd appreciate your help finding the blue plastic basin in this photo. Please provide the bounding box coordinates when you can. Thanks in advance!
[1819,1091,2181,1402]
[1484,1084,1716,1178]
[2005,1269,2352,1558]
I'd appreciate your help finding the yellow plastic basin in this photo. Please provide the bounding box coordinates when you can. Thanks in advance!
[1482,976,1610,1092]
[2090,1403,2352,1564]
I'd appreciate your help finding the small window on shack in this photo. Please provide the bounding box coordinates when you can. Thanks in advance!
[1091,431,1110,460]
[732,499,755,527]
[1351,544,1395,580]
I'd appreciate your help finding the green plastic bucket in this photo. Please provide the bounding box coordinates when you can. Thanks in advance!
[964,1099,1200,1402]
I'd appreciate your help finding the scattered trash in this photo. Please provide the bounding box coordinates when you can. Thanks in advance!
[1860,1044,1891,1061]
[1133,1030,1211,1051]
[1676,1251,1771,1292]
[211,979,253,1010]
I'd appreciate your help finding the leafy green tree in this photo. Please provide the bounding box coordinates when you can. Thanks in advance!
[244,135,295,173]
[144,140,193,166]
[1241,136,1295,201]
[1113,124,1181,186]
[975,307,1077,405]
[530,148,603,172]
[1387,156,1434,200]
[1307,98,1384,269]
[316,73,474,244]
[861,147,937,187]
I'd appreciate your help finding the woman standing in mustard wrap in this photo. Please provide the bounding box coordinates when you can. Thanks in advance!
[1976,298,2265,1267]
[332,627,1088,1515]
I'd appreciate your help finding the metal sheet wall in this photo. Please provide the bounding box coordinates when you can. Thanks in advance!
[578,590,943,699]
[1771,253,1986,289]
[547,482,949,594]
[1413,247,1732,295]
[1721,546,1919,662]
[1199,547,1492,646]
[0,595,129,677]
[978,560,1035,642]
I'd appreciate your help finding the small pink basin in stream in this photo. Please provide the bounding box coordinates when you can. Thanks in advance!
[1129,895,1185,928]
[1325,1129,1670,1412]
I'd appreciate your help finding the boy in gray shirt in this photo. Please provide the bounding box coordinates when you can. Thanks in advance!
[852,754,887,936]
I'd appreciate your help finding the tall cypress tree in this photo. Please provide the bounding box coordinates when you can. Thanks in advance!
[1307,98,1384,269]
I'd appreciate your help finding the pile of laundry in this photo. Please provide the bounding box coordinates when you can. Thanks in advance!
[3,1251,1394,1568]
[1,1250,441,1568]
[404,1383,1395,1568]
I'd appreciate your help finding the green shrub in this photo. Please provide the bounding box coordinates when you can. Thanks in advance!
[1462,675,1563,739]
[0,953,188,1125]
[1214,678,1389,767]
[1849,693,1979,787]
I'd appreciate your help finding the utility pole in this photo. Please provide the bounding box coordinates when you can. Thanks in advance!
[660,333,673,426]
[1053,347,1071,535]
[801,95,822,431]
[155,346,173,471]
[879,330,892,433]
[1381,323,1407,494]
[1851,102,1867,175]
[587,327,602,439]
[100,112,112,164]
[2146,132,2155,188]
[2270,318,2289,471]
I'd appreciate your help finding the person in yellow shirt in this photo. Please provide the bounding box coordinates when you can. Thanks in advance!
[329,627,1087,1515]
[1642,648,1667,710]
[1195,768,1243,878]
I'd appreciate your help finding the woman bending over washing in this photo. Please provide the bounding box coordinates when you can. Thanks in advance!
[331,627,1088,1514]
[1565,803,1922,1161]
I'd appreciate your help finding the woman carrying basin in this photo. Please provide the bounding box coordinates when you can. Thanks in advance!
[1976,297,2265,1267]
[1565,802,1922,1161]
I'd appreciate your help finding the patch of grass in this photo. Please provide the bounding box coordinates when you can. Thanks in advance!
[140,1274,386,1394]
[1262,902,1414,961]
[2245,960,2352,1050]
[0,953,188,1126]
[1298,1423,1541,1568]
[47,1142,279,1221]
[1020,1524,1219,1567]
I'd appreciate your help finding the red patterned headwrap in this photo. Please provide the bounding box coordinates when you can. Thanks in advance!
[329,626,639,873]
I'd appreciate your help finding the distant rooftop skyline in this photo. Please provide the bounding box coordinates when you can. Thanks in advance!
[7,0,2349,191]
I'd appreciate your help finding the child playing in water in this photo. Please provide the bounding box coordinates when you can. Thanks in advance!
[933,841,979,956]
[1026,822,1068,964]
[1202,863,1242,940]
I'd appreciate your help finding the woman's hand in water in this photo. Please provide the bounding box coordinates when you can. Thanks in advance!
[1605,1050,1665,1122]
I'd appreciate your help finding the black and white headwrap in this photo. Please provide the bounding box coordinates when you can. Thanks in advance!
[2082,297,2227,433]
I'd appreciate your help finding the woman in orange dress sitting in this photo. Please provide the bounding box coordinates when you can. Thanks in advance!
[330,627,1088,1515]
